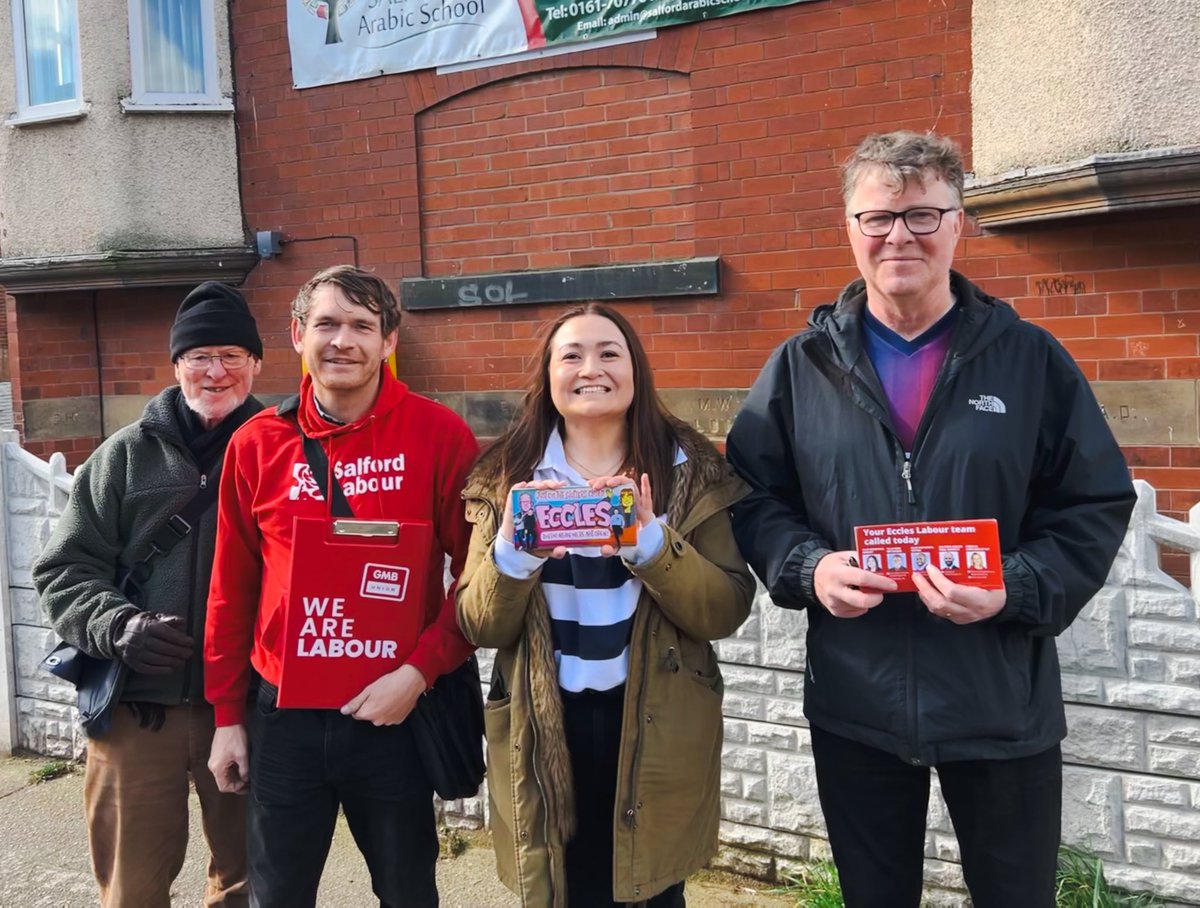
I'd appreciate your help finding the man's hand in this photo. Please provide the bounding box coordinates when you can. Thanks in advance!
[208,725,249,794]
[113,612,193,674]
[813,551,898,618]
[341,663,427,726]
[912,563,1006,624]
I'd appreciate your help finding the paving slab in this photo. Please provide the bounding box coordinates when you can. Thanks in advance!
[0,755,788,907]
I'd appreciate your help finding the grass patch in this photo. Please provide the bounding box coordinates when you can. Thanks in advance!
[770,860,842,908]
[438,825,470,860]
[770,848,1163,907]
[28,759,73,785]
[1056,846,1161,907]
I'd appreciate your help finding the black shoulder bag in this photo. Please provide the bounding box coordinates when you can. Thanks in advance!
[40,464,222,738]
[293,415,485,800]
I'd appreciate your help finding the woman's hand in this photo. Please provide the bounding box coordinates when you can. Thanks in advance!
[590,473,653,557]
[500,479,570,559]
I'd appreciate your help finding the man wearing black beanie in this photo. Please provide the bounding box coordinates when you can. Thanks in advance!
[34,281,265,907]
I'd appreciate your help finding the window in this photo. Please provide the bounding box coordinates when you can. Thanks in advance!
[126,0,227,109]
[10,0,84,122]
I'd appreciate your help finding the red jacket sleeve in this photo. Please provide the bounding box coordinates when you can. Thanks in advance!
[404,415,480,686]
[204,431,263,726]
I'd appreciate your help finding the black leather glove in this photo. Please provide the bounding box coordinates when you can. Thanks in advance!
[113,612,194,674]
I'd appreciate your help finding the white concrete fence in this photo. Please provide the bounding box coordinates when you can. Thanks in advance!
[3,436,1199,905]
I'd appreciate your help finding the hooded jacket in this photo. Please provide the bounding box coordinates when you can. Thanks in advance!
[204,370,478,726]
[34,387,263,704]
[726,271,1136,766]
[456,426,755,907]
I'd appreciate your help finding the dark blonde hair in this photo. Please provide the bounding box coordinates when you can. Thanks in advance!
[841,131,964,210]
[490,303,683,505]
[292,265,401,337]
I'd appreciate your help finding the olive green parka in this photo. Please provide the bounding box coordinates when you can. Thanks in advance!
[456,426,755,907]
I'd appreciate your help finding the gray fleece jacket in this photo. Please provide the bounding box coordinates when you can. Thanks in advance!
[33,386,262,704]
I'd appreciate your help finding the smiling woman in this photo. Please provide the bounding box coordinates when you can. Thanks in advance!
[456,302,756,907]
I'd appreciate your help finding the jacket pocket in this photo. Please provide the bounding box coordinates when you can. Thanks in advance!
[484,696,516,842]
[677,638,723,698]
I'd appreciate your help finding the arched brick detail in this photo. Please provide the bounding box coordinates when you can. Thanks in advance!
[416,67,696,276]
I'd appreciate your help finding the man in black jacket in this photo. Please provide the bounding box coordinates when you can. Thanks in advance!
[727,131,1135,908]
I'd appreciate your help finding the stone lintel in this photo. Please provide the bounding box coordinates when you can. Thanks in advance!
[965,146,1200,228]
[0,246,259,295]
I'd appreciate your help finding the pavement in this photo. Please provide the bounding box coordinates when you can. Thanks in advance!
[0,754,789,907]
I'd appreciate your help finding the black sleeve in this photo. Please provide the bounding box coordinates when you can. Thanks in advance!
[726,343,834,610]
[997,336,1136,635]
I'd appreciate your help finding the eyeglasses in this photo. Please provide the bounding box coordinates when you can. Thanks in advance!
[179,351,252,371]
[851,206,959,237]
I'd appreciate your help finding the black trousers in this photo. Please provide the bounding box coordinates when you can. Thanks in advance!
[562,686,686,908]
[810,725,1061,908]
[246,681,438,908]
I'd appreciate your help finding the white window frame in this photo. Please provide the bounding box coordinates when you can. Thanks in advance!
[124,0,231,111]
[8,0,86,126]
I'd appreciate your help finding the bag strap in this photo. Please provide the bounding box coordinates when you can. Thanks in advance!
[280,394,354,519]
[126,453,224,585]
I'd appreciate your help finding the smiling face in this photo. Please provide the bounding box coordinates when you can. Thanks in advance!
[291,283,397,403]
[548,313,635,424]
[846,166,964,310]
[174,345,260,429]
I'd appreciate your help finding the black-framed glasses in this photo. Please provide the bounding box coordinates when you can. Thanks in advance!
[179,351,251,371]
[851,206,959,237]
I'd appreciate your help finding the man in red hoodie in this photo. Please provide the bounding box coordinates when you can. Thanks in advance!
[204,265,479,907]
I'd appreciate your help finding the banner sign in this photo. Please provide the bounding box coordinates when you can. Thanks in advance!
[288,0,818,88]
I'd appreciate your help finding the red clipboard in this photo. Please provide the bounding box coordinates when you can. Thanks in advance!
[277,516,433,709]
[854,518,1002,593]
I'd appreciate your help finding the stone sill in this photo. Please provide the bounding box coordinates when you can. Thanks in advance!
[120,97,234,114]
[0,247,259,294]
[4,103,89,128]
[964,146,1200,228]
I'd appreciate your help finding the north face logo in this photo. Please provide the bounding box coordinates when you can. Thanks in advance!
[968,395,1007,414]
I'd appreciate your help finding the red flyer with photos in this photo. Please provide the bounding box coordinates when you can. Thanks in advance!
[277,517,432,709]
[854,518,1002,593]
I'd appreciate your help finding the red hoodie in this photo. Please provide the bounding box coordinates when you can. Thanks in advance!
[204,370,479,727]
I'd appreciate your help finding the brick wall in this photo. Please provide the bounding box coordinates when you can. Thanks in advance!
[8,0,1200,503]
[227,0,1200,511]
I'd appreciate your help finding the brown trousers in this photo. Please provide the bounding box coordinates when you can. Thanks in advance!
[84,702,248,908]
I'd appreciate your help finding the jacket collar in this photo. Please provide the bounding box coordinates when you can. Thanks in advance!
[464,423,746,530]
[534,426,688,480]
[807,270,1018,372]
[279,368,410,439]
[139,385,263,446]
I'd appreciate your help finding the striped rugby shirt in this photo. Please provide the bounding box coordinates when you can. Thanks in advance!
[493,428,681,692]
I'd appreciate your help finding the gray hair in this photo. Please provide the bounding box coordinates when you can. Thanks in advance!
[291,265,401,337]
[841,131,964,210]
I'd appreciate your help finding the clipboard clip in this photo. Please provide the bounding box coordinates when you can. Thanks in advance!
[332,519,400,538]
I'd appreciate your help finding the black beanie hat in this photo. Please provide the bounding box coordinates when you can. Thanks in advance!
[169,281,264,361]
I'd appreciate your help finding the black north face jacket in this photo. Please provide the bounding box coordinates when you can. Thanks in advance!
[727,272,1135,765]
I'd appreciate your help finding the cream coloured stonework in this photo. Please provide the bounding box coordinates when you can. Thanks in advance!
[0,1,242,257]
[972,0,1200,179]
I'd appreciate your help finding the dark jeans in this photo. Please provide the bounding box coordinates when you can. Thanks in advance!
[810,725,1061,908]
[247,681,438,908]
[562,685,686,908]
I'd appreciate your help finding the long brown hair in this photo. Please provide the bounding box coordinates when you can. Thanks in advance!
[492,303,683,507]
